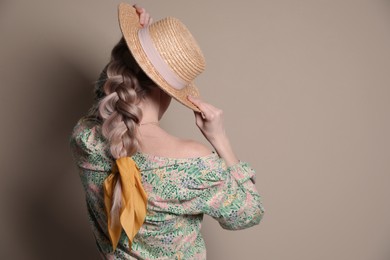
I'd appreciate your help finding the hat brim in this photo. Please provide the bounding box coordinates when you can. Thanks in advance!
[118,3,201,112]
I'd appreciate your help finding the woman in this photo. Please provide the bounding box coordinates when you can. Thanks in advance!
[70,3,265,259]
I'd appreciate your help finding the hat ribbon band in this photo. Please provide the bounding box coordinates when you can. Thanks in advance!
[138,27,188,90]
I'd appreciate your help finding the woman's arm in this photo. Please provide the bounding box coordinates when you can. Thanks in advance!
[186,96,265,229]
[181,155,265,230]
[187,95,239,166]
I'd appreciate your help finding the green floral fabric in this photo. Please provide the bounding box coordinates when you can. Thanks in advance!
[69,116,265,259]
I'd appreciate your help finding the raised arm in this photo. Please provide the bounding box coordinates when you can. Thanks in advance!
[187,95,239,166]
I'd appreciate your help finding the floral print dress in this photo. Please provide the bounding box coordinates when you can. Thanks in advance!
[69,116,265,259]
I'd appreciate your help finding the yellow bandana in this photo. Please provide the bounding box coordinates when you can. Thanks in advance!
[103,157,148,251]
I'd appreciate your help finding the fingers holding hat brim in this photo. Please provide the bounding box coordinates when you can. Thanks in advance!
[166,82,201,112]
[133,4,152,27]
[187,95,213,118]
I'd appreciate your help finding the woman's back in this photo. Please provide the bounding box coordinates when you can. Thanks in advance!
[136,123,212,160]
[70,117,264,259]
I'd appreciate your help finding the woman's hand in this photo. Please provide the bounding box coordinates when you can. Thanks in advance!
[187,95,226,143]
[187,95,239,166]
[133,4,153,27]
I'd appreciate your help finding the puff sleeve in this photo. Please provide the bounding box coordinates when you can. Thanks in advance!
[69,117,117,254]
[184,155,265,230]
[69,117,113,172]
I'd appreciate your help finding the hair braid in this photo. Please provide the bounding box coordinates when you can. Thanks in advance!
[96,36,156,228]
[98,36,155,159]
[99,71,142,159]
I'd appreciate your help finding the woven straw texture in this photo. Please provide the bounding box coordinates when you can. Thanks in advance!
[118,3,206,111]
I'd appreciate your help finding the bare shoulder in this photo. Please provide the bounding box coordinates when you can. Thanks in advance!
[178,139,213,158]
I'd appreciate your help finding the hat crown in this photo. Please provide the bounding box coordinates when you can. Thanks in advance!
[148,17,206,83]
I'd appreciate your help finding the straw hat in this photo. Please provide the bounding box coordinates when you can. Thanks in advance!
[118,3,206,112]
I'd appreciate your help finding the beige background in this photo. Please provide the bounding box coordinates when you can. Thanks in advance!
[1,0,389,259]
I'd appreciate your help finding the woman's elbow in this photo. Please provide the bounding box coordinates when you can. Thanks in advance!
[251,204,265,227]
[219,204,265,230]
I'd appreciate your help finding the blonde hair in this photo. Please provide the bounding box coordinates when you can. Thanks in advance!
[98,36,156,227]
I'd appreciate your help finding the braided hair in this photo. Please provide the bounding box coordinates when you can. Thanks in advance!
[99,36,156,159]
[98,36,156,223]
